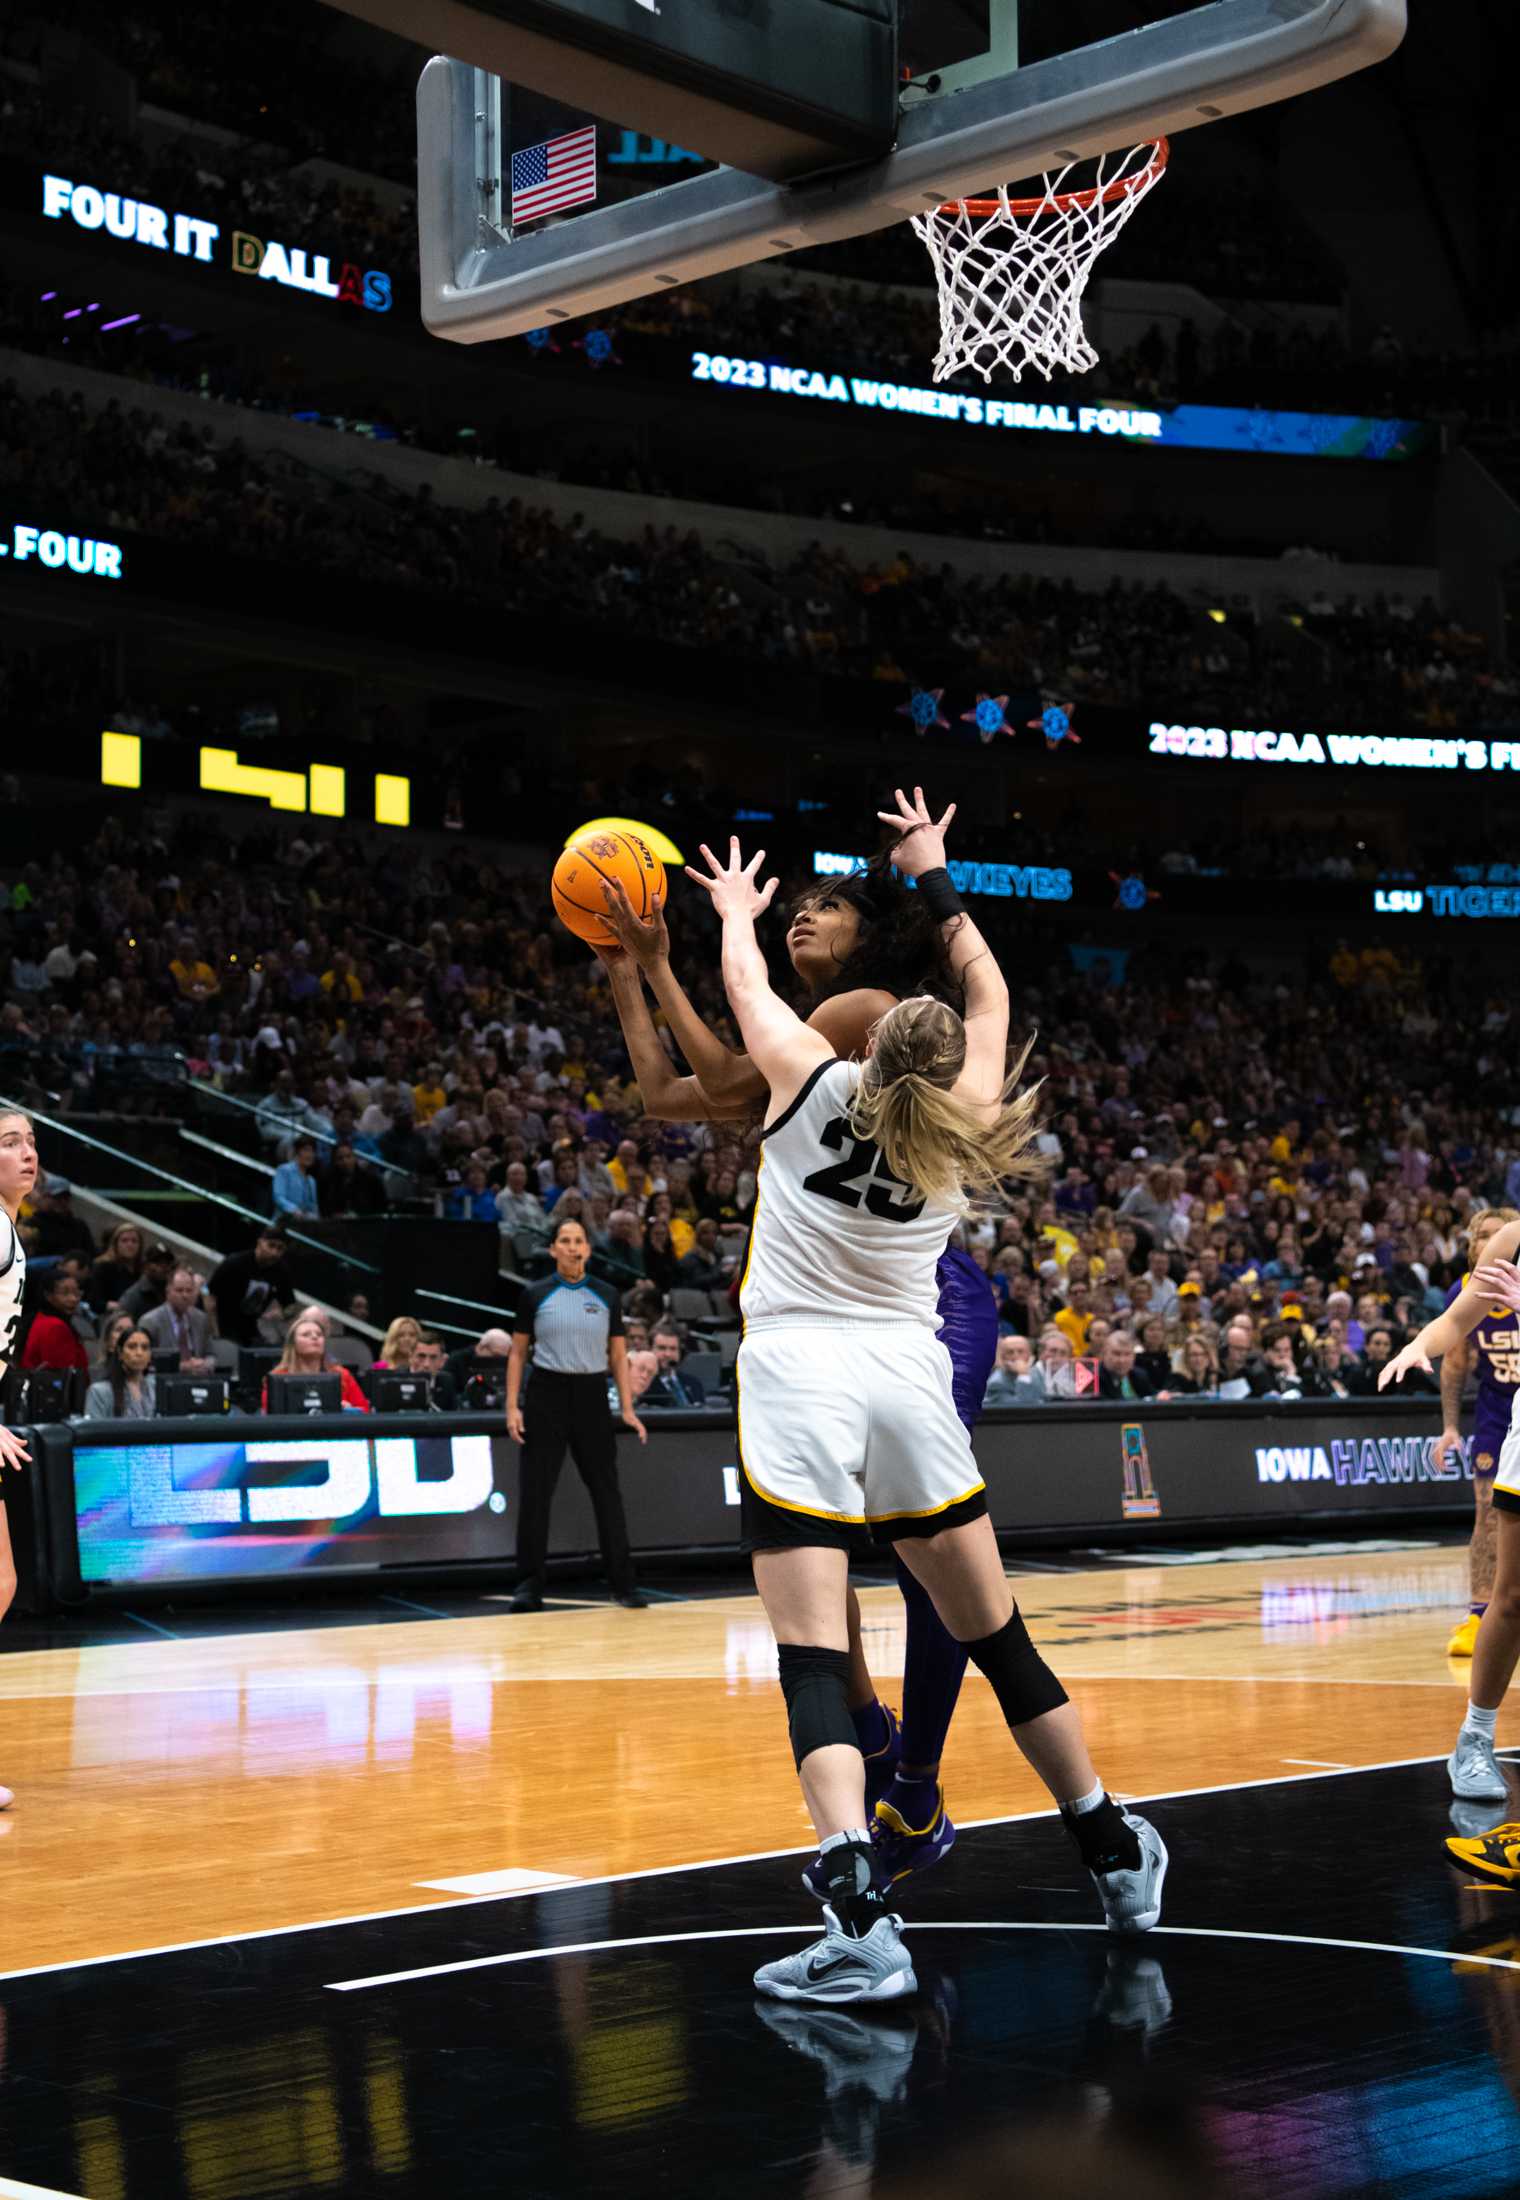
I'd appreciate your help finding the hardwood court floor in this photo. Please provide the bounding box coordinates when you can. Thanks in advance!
[0,1543,1492,1977]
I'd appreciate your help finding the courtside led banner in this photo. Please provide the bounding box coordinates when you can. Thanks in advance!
[1148,720,1520,772]
[814,850,1072,901]
[690,353,1430,459]
[42,173,392,312]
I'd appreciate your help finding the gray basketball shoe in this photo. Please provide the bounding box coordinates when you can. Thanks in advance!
[754,1906,916,2005]
[1091,1812,1168,1934]
[1449,1724,1509,1802]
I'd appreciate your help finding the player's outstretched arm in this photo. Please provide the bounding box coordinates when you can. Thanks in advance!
[687,840,831,1122]
[877,785,1009,1120]
[1381,1220,1520,1390]
[602,875,896,1108]
[602,881,768,1110]
[594,948,750,1121]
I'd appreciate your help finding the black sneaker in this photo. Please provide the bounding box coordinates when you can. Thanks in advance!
[614,1589,648,1609]
[510,1581,545,1613]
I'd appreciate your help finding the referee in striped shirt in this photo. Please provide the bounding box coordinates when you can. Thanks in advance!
[507,1215,647,1611]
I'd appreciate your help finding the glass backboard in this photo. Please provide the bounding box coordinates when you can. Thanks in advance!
[417,0,1405,345]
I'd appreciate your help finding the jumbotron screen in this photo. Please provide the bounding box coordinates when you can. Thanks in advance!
[71,1428,514,1586]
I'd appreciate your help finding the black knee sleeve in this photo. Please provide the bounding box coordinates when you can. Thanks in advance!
[965,1610,1068,1728]
[777,1643,858,1770]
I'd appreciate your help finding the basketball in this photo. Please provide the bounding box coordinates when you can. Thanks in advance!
[552,826,666,945]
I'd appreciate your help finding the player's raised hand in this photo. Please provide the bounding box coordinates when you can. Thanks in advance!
[1474,1259,1520,1314]
[600,879,670,972]
[877,785,956,879]
[685,839,779,922]
[1378,1338,1433,1392]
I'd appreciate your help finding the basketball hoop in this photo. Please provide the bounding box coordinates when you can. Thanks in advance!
[911,138,1168,385]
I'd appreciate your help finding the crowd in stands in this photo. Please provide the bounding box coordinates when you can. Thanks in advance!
[1,374,1510,736]
[0,0,421,187]
[5,807,1519,1421]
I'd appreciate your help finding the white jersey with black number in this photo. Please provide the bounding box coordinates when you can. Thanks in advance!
[0,1211,25,1382]
[741,1059,957,1330]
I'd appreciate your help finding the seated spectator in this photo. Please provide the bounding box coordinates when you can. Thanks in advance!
[374,1315,421,1371]
[983,1333,1038,1407]
[676,1217,730,1291]
[261,1310,370,1412]
[90,1308,135,1377]
[1053,1278,1094,1355]
[444,1163,499,1223]
[644,1320,706,1406]
[496,1161,549,1241]
[340,1290,373,1330]
[1028,1328,1078,1401]
[139,1266,216,1373]
[1167,1333,1218,1396]
[1134,1314,1175,1393]
[1257,1321,1335,1399]
[322,1141,386,1218]
[28,1175,95,1261]
[21,1270,90,1374]
[118,1242,176,1322]
[626,1348,659,1404]
[255,1069,333,1155]
[86,1222,145,1314]
[1215,1318,1273,1401]
[1144,1248,1179,1318]
[409,1327,460,1409]
[600,1209,646,1288]
[412,1061,449,1126]
[208,1226,299,1347]
[445,1324,512,1399]
[81,1326,157,1420]
[643,1217,681,1298]
[1344,1321,1433,1395]
[271,1135,321,1222]
[1097,1329,1158,1401]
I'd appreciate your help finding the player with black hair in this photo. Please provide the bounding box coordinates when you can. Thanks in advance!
[600,829,999,1890]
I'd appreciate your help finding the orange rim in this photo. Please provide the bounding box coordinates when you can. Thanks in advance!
[944,137,1168,220]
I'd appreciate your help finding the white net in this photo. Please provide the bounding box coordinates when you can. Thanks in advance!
[910,140,1168,385]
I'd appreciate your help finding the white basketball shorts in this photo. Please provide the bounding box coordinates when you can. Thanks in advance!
[736,1321,987,1549]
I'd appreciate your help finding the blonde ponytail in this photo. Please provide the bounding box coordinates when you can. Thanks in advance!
[847,995,1047,1214]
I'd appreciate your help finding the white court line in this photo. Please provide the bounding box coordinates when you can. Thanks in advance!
[325,1918,1520,1995]
[1281,1758,1353,1771]
[0,1746,1508,1986]
[0,2176,90,2199]
[416,1868,581,1897]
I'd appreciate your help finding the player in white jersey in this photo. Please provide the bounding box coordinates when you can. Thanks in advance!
[0,1110,38,1812]
[686,792,1165,2004]
[1382,1214,1520,1874]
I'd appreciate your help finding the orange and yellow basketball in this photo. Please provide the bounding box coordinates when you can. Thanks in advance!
[552,827,666,945]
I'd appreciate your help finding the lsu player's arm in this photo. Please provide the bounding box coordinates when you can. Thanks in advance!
[1382,1220,1520,1390]
[596,950,750,1121]
[688,840,832,1122]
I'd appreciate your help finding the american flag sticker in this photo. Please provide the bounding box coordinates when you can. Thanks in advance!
[510,126,598,225]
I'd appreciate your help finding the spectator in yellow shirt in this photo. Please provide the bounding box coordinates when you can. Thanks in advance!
[411,1061,448,1125]
[321,951,364,1004]
[1053,1278,1094,1355]
[170,934,219,1000]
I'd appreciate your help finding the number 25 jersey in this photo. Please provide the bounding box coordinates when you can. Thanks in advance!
[740,1060,958,1331]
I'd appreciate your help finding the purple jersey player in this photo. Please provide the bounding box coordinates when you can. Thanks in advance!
[596,812,1001,1887]
[1441,1207,1520,1658]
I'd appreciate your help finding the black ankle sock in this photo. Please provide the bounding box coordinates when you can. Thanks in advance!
[822,1837,886,1937]
[1062,1793,1142,1874]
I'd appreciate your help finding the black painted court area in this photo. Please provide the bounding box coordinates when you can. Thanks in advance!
[5,1761,1520,2200]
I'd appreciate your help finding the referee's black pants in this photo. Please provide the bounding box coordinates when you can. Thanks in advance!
[516,1370,636,1595]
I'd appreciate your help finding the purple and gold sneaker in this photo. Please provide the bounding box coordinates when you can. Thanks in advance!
[871,1783,957,1886]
